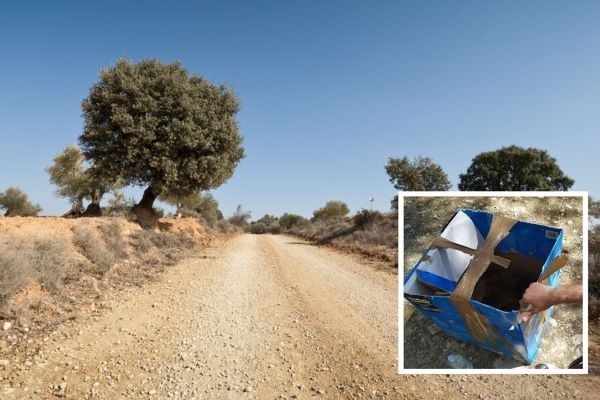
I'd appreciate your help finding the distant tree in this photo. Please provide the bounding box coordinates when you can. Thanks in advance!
[0,187,42,216]
[47,145,117,216]
[78,59,245,226]
[228,205,251,227]
[195,193,223,226]
[459,145,574,191]
[279,213,308,230]
[247,214,281,234]
[160,191,223,226]
[385,156,451,210]
[104,190,136,216]
[312,201,350,221]
[160,192,203,216]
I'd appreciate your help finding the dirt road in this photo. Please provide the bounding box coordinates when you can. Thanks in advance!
[2,234,598,399]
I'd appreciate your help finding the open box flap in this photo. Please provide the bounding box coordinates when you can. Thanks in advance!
[416,210,484,283]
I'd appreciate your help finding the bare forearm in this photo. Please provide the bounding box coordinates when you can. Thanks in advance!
[550,284,583,305]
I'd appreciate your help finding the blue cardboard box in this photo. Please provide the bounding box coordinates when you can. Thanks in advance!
[404,209,564,364]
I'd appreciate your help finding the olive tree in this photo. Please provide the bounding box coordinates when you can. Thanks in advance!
[47,145,116,216]
[459,145,574,191]
[0,187,42,216]
[79,59,245,225]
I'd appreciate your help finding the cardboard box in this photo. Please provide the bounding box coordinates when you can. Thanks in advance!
[404,209,565,364]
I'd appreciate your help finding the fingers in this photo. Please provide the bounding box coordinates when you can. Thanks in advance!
[519,310,532,323]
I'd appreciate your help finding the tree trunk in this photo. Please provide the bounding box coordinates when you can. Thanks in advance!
[63,196,85,217]
[82,189,104,217]
[133,183,162,229]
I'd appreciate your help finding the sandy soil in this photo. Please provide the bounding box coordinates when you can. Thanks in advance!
[402,196,584,370]
[1,233,598,399]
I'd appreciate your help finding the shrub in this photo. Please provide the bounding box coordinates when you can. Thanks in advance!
[228,205,251,227]
[312,201,350,222]
[279,213,308,230]
[247,215,282,234]
[130,230,155,252]
[248,222,268,234]
[216,219,235,234]
[0,234,69,305]
[0,236,31,303]
[99,219,127,259]
[0,186,42,216]
[72,225,115,274]
[352,209,384,229]
[29,236,69,290]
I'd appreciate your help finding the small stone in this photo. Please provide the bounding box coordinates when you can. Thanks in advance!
[3,322,11,331]
[0,359,9,367]
[148,389,157,395]
[243,386,253,393]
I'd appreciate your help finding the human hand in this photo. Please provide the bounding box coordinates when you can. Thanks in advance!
[519,282,556,322]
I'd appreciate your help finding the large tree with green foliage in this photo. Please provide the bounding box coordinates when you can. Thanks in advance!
[47,145,116,216]
[0,187,42,216]
[385,156,451,209]
[458,145,574,191]
[79,59,245,224]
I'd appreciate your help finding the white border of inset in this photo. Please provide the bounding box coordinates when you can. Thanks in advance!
[398,191,588,374]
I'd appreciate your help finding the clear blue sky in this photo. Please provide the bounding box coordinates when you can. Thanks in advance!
[1,1,599,218]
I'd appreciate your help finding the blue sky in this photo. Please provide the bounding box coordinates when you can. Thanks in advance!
[0,1,599,218]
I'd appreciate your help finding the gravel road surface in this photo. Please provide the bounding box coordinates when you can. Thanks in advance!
[1,234,597,399]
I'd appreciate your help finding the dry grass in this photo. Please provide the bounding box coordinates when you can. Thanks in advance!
[99,219,127,259]
[72,225,115,274]
[0,234,69,306]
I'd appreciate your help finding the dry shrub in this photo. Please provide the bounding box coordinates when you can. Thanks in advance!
[99,219,127,259]
[0,234,69,305]
[341,215,397,248]
[130,230,155,252]
[130,229,196,253]
[216,219,234,233]
[72,225,114,274]
[29,236,69,290]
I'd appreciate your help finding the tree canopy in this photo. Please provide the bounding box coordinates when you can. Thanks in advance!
[458,145,574,191]
[385,156,451,191]
[78,59,245,221]
[385,156,451,209]
[46,145,116,216]
[0,187,42,216]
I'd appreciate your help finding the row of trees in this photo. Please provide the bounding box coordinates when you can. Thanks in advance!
[385,145,575,209]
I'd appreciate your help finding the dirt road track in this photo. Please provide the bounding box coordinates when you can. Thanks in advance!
[2,234,598,399]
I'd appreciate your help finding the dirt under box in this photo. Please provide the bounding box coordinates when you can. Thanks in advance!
[404,209,565,364]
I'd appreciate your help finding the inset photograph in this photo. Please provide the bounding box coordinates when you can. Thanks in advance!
[400,193,587,372]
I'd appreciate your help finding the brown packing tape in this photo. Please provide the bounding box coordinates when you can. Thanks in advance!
[432,214,518,350]
[538,255,568,282]
[431,236,512,268]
